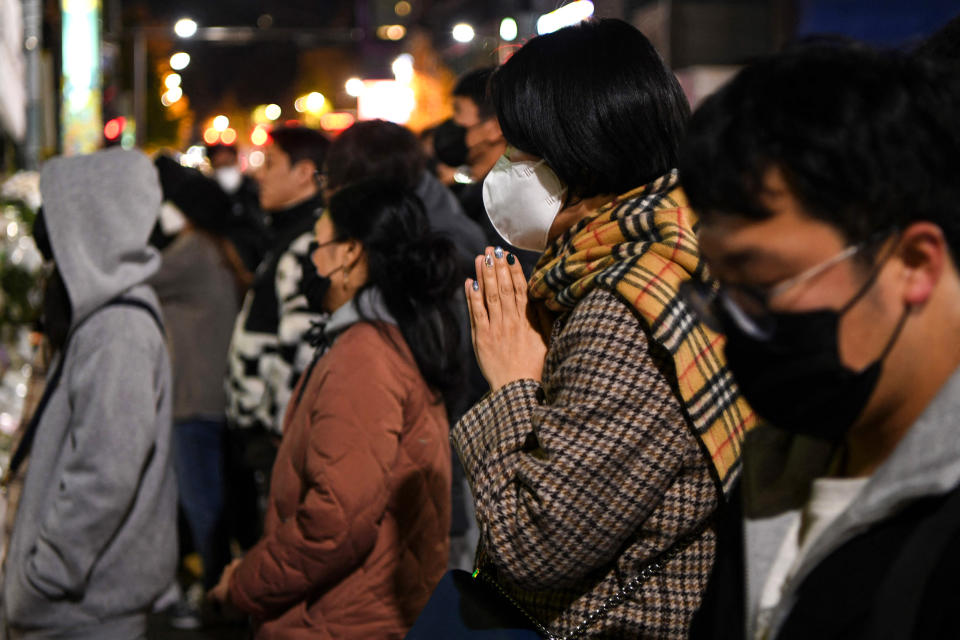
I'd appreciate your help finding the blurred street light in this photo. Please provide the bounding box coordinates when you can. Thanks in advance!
[500,17,519,41]
[220,128,237,144]
[345,77,365,97]
[170,52,191,70]
[161,86,183,106]
[394,1,411,17]
[164,73,181,90]
[174,18,198,38]
[452,23,475,43]
[305,92,325,113]
[212,115,229,131]
[376,25,406,40]
[264,104,281,120]
[320,112,356,133]
[537,1,594,35]
[251,125,269,146]
[392,54,414,84]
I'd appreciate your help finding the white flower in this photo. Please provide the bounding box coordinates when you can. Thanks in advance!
[0,171,41,211]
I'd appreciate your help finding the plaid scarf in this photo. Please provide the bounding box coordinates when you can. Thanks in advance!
[528,170,756,494]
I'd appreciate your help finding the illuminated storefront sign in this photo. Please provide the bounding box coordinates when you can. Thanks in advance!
[61,0,101,154]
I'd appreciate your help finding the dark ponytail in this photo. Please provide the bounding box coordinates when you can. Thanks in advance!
[327,180,463,404]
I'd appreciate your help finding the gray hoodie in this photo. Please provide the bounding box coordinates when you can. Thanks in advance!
[2,149,177,639]
[742,365,960,639]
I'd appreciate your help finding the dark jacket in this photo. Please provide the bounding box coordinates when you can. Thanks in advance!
[691,366,960,640]
[414,171,485,277]
[151,230,239,421]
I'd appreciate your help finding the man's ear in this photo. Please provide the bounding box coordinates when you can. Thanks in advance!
[293,159,319,188]
[482,117,503,144]
[898,222,947,307]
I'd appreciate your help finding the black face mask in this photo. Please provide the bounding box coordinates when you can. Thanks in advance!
[302,241,344,313]
[302,268,332,312]
[720,273,908,443]
[433,118,469,168]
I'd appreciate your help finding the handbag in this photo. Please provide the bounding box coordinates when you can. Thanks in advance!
[405,569,542,639]
[407,527,705,640]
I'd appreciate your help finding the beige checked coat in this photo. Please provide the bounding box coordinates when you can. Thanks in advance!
[454,288,717,638]
[453,177,747,638]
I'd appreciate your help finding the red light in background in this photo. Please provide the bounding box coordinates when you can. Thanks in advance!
[220,128,238,145]
[104,117,125,140]
[203,128,220,145]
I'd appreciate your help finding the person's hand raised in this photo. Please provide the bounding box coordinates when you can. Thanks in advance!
[465,247,550,391]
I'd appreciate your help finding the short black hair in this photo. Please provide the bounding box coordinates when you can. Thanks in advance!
[679,44,960,259]
[268,125,330,172]
[490,19,689,200]
[453,66,497,119]
[915,13,960,61]
[205,143,238,160]
[324,119,426,192]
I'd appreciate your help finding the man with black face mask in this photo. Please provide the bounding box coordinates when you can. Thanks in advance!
[680,44,960,639]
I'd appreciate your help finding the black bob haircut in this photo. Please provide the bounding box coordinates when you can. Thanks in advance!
[453,66,497,119]
[490,18,689,201]
[679,44,960,259]
[915,12,960,62]
[268,125,331,173]
[324,119,426,192]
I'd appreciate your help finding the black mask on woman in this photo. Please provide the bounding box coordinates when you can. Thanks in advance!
[302,262,343,313]
[720,277,908,443]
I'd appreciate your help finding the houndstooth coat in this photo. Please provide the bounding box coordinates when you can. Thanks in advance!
[453,287,719,639]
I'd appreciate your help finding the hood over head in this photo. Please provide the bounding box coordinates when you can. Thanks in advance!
[39,148,162,325]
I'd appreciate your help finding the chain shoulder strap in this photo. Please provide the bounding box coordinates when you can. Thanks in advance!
[474,527,707,640]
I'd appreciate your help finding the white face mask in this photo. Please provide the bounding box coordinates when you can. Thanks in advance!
[158,202,187,236]
[482,154,566,252]
[214,166,243,194]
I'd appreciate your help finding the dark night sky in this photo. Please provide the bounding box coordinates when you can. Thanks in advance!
[131,0,500,118]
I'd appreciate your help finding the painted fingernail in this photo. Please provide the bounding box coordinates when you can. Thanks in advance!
[506,253,516,265]
[472,279,480,291]
[484,254,494,268]
[494,246,504,259]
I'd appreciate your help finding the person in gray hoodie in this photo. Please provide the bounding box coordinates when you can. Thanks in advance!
[679,45,960,638]
[2,148,177,639]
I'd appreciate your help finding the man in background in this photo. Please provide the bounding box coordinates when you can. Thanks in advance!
[224,126,329,545]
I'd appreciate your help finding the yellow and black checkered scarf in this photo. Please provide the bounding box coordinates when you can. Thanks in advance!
[528,171,756,495]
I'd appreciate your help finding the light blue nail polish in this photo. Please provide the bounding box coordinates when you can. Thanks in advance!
[484,254,494,268]
[472,279,480,291]
[494,246,504,259]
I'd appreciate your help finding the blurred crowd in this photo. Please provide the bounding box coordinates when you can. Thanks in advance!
[1,11,959,640]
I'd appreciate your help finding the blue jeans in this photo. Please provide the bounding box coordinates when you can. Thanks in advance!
[173,418,230,590]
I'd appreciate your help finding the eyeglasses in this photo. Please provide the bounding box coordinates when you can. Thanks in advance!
[681,242,867,341]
